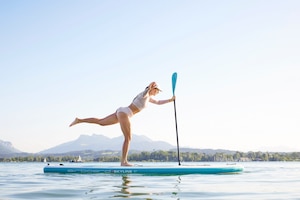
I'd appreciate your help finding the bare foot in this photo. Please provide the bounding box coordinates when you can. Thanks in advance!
[121,162,133,167]
[69,118,79,127]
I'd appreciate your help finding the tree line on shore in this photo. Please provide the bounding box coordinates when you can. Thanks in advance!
[1,150,300,162]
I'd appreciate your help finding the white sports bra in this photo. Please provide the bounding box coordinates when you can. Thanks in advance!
[132,88,150,110]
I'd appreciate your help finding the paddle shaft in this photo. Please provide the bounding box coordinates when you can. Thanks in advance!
[173,99,181,165]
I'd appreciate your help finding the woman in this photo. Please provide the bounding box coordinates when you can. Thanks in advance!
[69,82,175,166]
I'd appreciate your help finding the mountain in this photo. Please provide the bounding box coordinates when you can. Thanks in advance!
[40,134,175,154]
[0,140,22,156]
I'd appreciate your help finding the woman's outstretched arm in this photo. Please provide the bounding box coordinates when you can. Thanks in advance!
[149,96,175,105]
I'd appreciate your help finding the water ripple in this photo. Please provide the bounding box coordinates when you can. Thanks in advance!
[1,162,300,200]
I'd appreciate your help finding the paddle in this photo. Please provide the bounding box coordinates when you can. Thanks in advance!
[172,72,181,166]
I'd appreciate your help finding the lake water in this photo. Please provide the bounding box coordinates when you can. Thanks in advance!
[1,162,300,199]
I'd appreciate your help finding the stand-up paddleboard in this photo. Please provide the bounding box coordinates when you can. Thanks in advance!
[44,163,243,175]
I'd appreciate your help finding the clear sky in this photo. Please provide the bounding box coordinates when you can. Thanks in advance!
[1,0,300,153]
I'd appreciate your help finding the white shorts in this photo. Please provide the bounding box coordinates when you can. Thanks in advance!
[116,107,133,118]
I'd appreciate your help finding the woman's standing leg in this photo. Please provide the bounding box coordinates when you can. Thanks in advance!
[117,112,132,166]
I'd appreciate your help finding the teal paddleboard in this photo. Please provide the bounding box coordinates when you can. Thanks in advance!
[44,164,243,175]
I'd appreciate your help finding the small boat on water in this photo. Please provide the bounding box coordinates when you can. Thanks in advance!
[69,155,83,163]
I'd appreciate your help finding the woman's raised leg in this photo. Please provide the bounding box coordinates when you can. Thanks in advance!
[69,113,119,127]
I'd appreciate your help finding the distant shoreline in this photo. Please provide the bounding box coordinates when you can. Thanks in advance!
[1,150,300,162]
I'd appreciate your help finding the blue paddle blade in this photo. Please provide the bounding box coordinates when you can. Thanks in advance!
[172,72,177,95]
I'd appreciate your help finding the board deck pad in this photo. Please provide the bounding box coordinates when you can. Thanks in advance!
[44,163,244,175]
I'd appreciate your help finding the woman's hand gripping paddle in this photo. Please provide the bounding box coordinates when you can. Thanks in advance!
[172,72,181,166]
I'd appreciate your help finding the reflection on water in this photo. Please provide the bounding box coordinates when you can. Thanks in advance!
[172,176,181,197]
[113,175,182,199]
[114,176,132,198]
[114,176,149,198]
